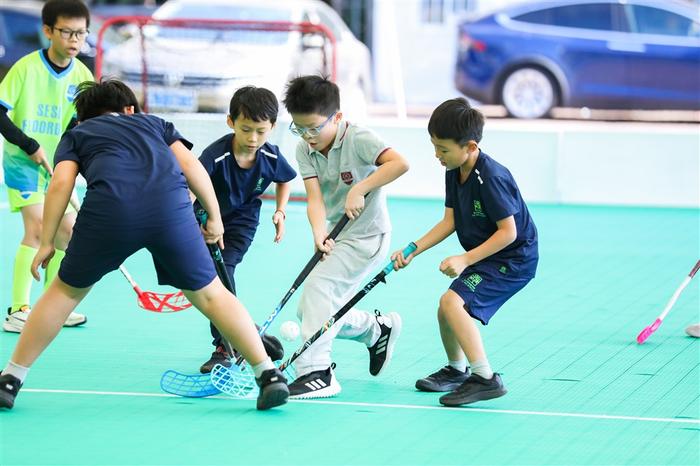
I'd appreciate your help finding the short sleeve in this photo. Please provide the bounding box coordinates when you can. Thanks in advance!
[481,176,519,222]
[198,143,218,176]
[53,132,79,167]
[0,59,26,111]
[350,126,389,166]
[445,170,455,208]
[162,119,193,150]
[295,141,317,179]
[273,151,297,183]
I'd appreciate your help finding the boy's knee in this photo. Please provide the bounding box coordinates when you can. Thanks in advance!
[438,290,466,315]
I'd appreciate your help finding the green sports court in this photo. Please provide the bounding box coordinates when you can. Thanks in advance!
[1,190,698,465]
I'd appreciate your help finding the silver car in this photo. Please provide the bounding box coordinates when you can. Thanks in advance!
[100,0,372,115]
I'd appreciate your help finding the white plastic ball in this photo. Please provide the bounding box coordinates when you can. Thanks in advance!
[280,321,300,342]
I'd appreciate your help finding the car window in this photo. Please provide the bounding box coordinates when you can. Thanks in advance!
[3,11,43,48]
[631,6,698,37]
[150,3,294,44]
[514,4,619,31]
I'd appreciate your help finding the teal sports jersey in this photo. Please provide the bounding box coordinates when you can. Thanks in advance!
[0,50,93,193]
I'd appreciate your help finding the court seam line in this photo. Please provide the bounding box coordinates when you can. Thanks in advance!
[20,388,699,424]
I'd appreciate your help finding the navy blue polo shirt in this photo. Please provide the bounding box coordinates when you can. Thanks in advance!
[195,134,296,224]
[54,113,193,226]
[446,151,538,276]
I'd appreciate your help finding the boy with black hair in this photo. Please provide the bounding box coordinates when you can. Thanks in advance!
[0,79,289,411]
[391,97,538,406]
[1,0,93,333]
[195,85,296,373]
[282,75,409,399]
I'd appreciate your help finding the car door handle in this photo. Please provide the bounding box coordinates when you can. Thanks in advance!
[606,41,646,53]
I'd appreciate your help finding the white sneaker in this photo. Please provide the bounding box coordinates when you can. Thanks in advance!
[3,306,87,333]
[63,311,87,327]
[3,306,31,333]
[686,323,700,338]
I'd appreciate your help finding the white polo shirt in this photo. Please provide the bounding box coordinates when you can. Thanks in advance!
[296,120,392,238]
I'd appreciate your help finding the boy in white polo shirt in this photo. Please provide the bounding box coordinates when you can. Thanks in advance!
[282,75,410,398]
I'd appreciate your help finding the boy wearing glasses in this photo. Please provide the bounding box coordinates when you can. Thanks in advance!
[282,75,409,398]
[0,0,92,332]
[194,86,295,373]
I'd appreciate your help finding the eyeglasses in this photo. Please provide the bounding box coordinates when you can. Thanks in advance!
[289,113,336,138]
[52,27,89,40]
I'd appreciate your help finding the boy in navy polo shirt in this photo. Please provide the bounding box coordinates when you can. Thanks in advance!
[392,98,538,406]
[0,80,288,411]
[194,86,296,373]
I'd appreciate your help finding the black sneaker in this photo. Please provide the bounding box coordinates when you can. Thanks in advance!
[255,368,289,410]
[199,345,232,373]
[415,365,471,392]
[0,373,22,409]
[259,330,284,362]
[438,373,507,406]
[289,363,341,399]
[367,310,402,376]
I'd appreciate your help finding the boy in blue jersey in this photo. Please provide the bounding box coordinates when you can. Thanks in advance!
[0,0,93,332]
[0,80,289,411]
[392,98,538,406]
[195,86,296,373]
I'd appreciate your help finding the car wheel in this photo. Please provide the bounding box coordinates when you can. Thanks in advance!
[501,67,556,119]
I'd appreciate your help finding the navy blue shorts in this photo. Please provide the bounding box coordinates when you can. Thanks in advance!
[221,219,257,268]
[449,260,534,325]
[59,215,216,290]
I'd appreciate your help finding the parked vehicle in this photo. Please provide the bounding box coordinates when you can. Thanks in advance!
[100,0,372,114]
[455,0,700,118]
[0,0,97,79]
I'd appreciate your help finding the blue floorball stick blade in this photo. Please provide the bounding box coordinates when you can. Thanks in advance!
[160,370,221,398]
[210,363,259,399]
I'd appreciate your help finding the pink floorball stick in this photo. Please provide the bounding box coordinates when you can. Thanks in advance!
[636,259,700,344]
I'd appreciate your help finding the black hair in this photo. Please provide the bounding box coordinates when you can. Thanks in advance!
[428,97,484,145]
[42,0,90,28]
[283,75,339,116]
[229,86,278,124]
[74,79,141,121]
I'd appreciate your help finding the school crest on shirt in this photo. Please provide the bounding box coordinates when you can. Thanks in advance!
[340,171,354,185]
[254,177,265,193]
[472,200,486,218]
[66,84,78,103]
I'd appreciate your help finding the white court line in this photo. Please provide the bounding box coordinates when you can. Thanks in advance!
[21,388,699,425]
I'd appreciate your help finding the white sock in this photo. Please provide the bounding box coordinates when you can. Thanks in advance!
[252,358,275,378]
[3,361,29,383]
[469,358,493,379]
[448,359,468,373]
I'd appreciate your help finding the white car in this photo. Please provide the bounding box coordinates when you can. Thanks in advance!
[100,0,372,116]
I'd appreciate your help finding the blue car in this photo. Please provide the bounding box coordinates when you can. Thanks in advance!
[455,0,700,118]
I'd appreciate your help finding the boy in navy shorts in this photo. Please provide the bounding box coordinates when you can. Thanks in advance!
[0,80,288,411]
[195,86,296,373]
[392,98,538,406]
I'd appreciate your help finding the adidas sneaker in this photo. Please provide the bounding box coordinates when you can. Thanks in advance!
[289,363,341,399]
[367,310,402,376]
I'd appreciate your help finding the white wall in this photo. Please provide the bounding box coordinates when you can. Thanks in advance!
[162,114,699,208]
[5,115,696,208]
